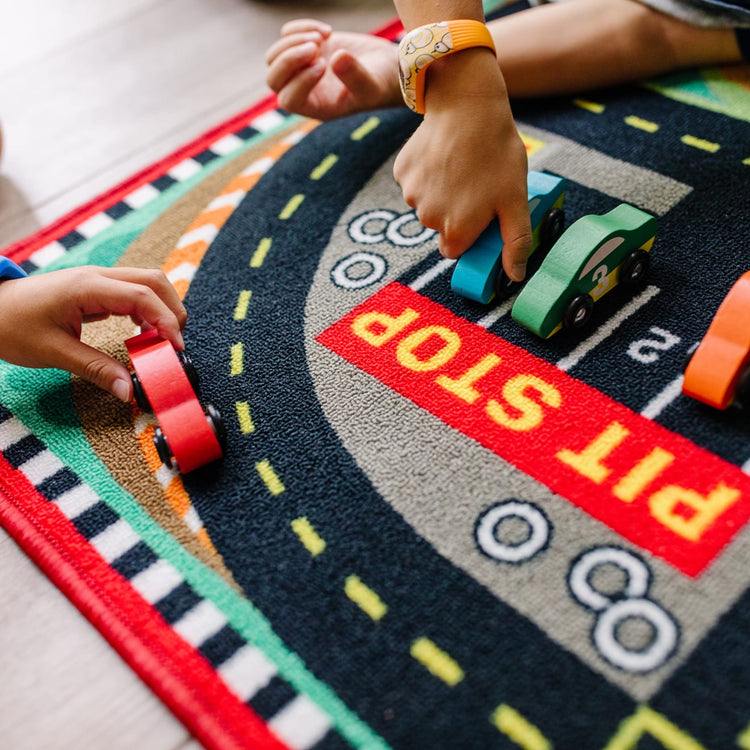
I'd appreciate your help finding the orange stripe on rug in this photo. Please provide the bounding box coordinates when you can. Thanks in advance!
[133,409,217,554]
[165,119,320,301]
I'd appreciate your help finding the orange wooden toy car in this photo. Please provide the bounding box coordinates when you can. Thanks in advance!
[682,270,750,410]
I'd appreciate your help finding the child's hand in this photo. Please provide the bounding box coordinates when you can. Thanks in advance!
[0,266,187,401]
[393,48,532,280]
[265,19,402,120]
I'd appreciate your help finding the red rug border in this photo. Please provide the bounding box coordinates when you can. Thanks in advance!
[0,454,290,750]
[1,96,279,264]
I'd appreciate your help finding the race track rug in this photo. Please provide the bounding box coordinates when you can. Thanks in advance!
[2,6,750,749]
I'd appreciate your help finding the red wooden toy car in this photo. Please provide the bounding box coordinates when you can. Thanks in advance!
[682,270,750,410]
[125,329,225,473]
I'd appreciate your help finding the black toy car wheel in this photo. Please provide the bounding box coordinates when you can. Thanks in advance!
[153,427,173,468]
[563,294,594,330]
[177,351,202,396]
[494,269,520,302]
[206,404,227,448]
[620,249,650,286]
[131,373,151,412]
[734,367,750,409]
[540,208,565,250]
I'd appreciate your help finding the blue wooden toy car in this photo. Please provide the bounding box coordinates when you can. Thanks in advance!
[450,171,567,304]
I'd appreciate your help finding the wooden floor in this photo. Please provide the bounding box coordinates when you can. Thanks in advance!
[0,1,392,748]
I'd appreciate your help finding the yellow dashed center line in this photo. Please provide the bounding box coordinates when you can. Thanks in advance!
[350,116,381,141]
[738,719,750,749]
[235,401,255,434]
[256,460,285,495]
[491,705,551,750]
[681,134,720,152]
[573,98,605,114]
[251,237,272,268]
[310,154,339,180]
[520,132,546,156]
[410,637,464,686]
[292,517,326,556]
[224,104,742,734]
[605,705,706,749]
[279,193,305,220]
[242,116,518,718]
[233,290,252,320]
[230,342,244,376]
[344,575,388,621]
[574,101,738,162]
[625,115,659,133]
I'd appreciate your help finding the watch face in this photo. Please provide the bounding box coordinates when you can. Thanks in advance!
[397,45,417,111]
[397,22,454,113]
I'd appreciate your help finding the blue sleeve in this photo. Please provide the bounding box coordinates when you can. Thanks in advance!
[0,257,28,280]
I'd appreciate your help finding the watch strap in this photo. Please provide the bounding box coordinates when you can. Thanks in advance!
[398,20,496,114]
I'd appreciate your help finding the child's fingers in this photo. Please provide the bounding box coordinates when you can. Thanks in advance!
[430,210,484,259]
[496,202,534,282]
[279,19,332,38]
[265,31,324,66]
[437,230,476,260]
[80,312,111,324]
[266,42,322,95]
[50,331,134,402]
[77,274,185,351]
[95,267,187,331]
[273,60,327,116]
[330,50,381,105]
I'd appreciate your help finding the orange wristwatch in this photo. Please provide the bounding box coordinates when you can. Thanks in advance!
[397,20,496,114]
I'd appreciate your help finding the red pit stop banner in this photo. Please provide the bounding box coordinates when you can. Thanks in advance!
[317,282,750,578]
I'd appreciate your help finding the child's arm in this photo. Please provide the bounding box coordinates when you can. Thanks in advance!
[266,1,744,116]
[488,0,744,99]
[265,0,744,279]
[267,4,533,280]
[0,266,187,402]
[391,0,532,280]
[266,3,532,280]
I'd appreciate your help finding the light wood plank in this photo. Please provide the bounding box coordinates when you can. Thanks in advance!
[0,0,394,249]
[0,0,165,77]
[0,532,192,750]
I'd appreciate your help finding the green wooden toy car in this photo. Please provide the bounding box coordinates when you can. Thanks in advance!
[511,203,657,338]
